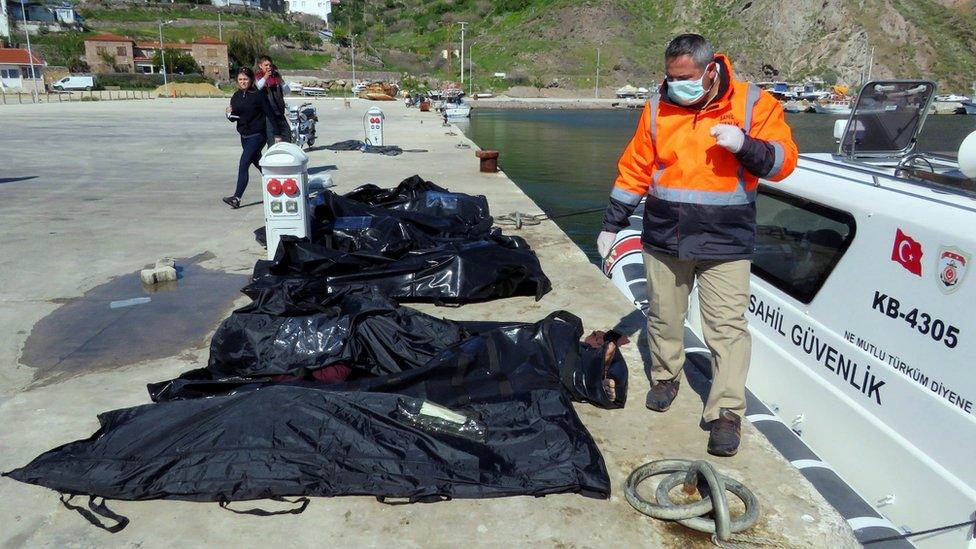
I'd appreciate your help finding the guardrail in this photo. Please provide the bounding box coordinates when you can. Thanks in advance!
[0,90,155,104]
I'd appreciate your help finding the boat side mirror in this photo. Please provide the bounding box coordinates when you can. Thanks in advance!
[833,119,866,143]
[832,120,846,141]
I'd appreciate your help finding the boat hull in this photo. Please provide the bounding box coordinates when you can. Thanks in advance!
[445,105,472,119]
[813,104,853,115]
[603,164,976,546]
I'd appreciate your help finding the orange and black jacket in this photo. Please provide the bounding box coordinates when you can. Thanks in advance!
[602,54,798,260]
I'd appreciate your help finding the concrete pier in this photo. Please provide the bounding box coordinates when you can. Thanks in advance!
[0,98,856,547]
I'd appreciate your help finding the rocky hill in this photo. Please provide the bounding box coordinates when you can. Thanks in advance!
[333,0,976,93]
[18,0,975,93]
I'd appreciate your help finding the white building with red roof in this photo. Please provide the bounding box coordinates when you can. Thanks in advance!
[0,47,45,92]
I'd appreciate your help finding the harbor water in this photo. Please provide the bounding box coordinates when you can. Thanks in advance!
[458,110,976,263]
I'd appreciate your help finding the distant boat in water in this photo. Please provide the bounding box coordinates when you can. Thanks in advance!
[444,103,471,119]
[783,100,808,113]
[935,94,971,103]
[812,97,853,115]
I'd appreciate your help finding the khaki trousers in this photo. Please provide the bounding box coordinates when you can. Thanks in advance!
[643,250,751,422]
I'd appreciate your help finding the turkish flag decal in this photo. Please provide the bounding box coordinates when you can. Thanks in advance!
[891,228,923,276]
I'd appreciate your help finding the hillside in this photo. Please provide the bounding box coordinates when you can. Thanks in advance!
[21,1,334,73]
[14,0,976,93]
[331,0,976,93]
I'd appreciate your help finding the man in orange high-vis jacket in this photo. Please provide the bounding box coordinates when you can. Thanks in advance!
[596,34,797,457]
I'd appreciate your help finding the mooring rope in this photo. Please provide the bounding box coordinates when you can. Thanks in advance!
[494,207,605,229]
[625,459,766,546]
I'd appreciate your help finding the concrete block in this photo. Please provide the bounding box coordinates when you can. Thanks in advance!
[155,257,176,269]
[140,265,177,285]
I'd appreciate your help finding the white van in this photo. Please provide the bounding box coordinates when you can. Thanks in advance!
[51,75,95,91]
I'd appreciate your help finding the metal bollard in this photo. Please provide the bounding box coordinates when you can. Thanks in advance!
[476,150,500,173]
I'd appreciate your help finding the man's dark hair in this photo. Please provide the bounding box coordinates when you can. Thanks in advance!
[258,55,273,64]
[665,34,715,70]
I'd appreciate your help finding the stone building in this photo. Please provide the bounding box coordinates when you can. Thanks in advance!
[83,33,229,81]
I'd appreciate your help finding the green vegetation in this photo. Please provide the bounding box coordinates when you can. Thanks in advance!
[78,5,273,23]
[888,0,976,89]
[292,31,322,50]
[152,49,202,74]
[95,73,210,90]
[33,4,324,71]
[227,24,268,68]
[400,74,431,93]
[31,32,88,71]
[272,50,331,70]
[32,0,976,91]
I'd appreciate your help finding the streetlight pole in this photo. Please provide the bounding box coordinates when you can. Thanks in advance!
[458,21,467,84]
[158,19,173,97]
[595,47,600,99]
[351,34,356,86]
[20,1,37,102]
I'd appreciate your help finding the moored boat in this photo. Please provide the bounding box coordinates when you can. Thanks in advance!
[812,95,853,115]
[604,80,976,547]
[444,102,471,118]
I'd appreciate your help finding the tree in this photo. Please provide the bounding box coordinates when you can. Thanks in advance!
[228,24,268,70]
[822,68,840,86]
[292,31,321,50]
[152,49,202,74]
[99,50,127,73]
[266,21,292,41]
[52,33,88,72]
[67,57,90,73]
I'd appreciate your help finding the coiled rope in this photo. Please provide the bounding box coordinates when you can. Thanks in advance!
[625,459,766,547]
[494,207,605,229]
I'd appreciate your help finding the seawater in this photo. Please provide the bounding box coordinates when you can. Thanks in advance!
[458,110,976,263]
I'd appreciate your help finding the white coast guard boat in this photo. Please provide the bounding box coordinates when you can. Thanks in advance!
[604,81,976,548]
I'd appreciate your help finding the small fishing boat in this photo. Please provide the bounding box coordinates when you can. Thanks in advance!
[444,102,471,119]
[812,95,853,115]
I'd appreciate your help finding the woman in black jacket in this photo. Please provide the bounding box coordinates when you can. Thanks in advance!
[223,67,287,209]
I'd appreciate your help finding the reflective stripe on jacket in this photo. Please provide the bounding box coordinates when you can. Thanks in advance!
[602,54,798,260]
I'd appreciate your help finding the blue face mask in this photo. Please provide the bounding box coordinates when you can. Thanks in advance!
[667,63,716,106]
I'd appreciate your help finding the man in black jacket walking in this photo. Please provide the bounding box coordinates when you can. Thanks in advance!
[256,55,292,147]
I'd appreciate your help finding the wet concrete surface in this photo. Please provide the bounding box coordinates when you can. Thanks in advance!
[19,253,247,386]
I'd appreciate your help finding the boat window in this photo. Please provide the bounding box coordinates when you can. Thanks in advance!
[839,80,935,158]
[752,188,856,303]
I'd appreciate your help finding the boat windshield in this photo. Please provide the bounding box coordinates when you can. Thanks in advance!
[839,80,936,158]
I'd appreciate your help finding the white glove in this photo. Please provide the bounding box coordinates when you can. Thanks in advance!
[710,124,745,153]
[597,231,617,258]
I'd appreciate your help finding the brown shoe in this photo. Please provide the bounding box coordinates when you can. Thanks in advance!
[707,409,742,457]
[645,379,680,412]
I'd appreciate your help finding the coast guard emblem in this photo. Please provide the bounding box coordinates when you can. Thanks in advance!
[937,247,969,294]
